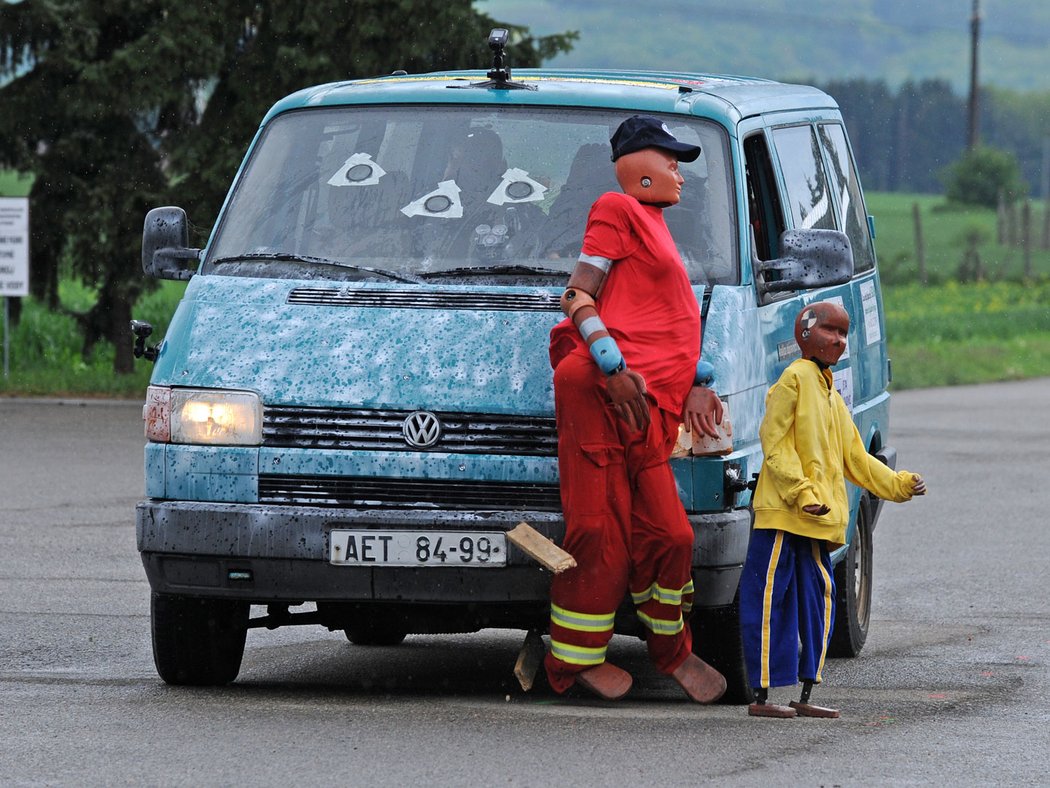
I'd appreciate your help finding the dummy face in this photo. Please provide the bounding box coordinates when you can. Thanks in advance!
[614,147,684,206]
[795,302,850,367]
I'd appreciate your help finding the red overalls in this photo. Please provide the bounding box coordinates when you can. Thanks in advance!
[544,191,701,692]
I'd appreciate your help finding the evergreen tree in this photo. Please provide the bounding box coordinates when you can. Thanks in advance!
[0,1,574,372]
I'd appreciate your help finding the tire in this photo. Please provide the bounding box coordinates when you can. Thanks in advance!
[344,619,408,646]
[151,593,249,685]
[691,593,754,704]
[828,499,873,658]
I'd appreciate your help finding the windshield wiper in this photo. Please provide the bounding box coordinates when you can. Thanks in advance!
[421,264,567,279]
[210,253,424,284]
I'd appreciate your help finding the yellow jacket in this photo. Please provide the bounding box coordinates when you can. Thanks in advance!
[753,359,920,547]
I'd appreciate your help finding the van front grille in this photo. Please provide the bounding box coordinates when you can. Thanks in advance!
[263,406,558,456]
[287,287,561,312]
[258,475,562,511]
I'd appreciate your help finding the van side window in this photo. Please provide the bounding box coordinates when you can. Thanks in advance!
[743,134,784,262]
[818,123,876,273]
[771,125,836,232]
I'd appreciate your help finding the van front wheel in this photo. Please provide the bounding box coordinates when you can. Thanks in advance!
[151,593,249,685]
[828,501,873,657]
[691,593,754,704]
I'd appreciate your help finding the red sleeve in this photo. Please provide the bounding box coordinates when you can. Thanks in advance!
[581,192,641,262]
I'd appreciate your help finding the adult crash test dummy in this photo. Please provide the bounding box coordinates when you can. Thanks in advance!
[544,115,727,702]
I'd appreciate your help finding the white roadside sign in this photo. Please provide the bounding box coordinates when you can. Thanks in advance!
[0,197,30,297]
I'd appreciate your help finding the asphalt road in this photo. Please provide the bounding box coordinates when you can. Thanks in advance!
[1,382,1048,786]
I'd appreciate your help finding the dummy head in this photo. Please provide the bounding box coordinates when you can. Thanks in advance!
[609,115,701,207]
[615,148,683,206]
[794,301,850,367]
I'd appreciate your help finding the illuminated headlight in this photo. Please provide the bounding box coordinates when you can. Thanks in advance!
[144,386,262,445]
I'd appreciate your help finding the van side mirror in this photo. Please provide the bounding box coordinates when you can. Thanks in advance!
[755,228,853,294]
[142,207,200,280]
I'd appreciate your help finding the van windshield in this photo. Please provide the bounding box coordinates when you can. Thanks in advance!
[205,106,737,286]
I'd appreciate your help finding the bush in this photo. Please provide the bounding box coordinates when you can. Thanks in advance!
[941,145,1027,209]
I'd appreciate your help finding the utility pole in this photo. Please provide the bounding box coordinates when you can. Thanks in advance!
[967,0,981,150]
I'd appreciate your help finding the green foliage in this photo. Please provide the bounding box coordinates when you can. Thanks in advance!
[0,1,576,374]
[0,280,185,398]
[942,145,1027,208]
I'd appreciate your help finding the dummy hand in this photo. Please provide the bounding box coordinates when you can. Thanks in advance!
[682,385,724,439]
[802,503,831,516]
[910,474,927,496]
[605,369,650,432]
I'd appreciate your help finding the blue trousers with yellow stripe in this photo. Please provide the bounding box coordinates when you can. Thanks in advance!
[740,528,835,690]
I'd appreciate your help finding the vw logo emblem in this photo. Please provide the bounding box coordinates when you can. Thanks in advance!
[403,411,442,448]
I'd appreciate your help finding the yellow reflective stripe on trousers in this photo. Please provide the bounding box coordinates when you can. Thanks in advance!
[811,540,834,683]
[549,638,607,666]
[636,610,685,636]
[759,531,785,688]
[631,579,694,606]
[550,603,615,633]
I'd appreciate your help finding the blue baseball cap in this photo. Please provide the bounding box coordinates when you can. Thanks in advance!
[610,115,702,162]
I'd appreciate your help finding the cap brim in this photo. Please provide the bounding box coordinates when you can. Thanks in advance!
[660,141,702,162]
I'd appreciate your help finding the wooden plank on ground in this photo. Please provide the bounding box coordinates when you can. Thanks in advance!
[513,629,546,692]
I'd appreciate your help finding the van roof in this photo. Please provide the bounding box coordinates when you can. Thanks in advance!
[264,68,838,127]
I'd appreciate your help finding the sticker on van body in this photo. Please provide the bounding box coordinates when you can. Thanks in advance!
[860,280,881,345]
[777,338,799,362]
[834,367,854,412]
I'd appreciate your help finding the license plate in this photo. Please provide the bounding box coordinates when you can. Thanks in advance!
[329,529,507,567]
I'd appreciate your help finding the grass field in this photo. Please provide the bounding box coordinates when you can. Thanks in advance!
[0,170,33,197]
[868,192,1050,284]
[2,190,1050,398]
[869,192,1050,388]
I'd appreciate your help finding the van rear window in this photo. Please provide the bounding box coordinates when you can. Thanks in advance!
[205,106,737,286]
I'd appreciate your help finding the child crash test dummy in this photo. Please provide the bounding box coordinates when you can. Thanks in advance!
[741,301,926,718]
[543,115,727,703]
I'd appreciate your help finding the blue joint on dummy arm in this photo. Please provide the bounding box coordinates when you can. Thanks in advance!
[694,360,715,387]
[589,335,627,375]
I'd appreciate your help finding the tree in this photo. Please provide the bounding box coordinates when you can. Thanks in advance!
[941,145,1026,208]
[0,1,575,372]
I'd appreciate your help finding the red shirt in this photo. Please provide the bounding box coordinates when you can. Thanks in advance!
[549,191,701,415]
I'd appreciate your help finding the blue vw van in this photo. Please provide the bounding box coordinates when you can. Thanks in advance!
[135,34,896,701]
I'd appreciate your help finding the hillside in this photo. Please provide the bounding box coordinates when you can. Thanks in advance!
[482,0,1050,94]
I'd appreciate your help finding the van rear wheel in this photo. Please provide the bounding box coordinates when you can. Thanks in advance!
[151,593,249,685]
[828,500,873,657]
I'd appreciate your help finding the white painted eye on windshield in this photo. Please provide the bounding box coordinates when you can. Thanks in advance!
[400,180,464,218]
[327,153,387,187]
[487,167,548,205]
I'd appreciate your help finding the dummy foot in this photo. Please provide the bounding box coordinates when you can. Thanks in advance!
[789,701,840,718]
[748,701,797,718]
[671,653,727,704]
[576,662,633,700]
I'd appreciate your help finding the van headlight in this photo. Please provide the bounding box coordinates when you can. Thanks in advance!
[144,386,262,445]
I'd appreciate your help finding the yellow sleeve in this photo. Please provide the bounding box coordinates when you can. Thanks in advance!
[759,372,820,508]
[838,396,920,502]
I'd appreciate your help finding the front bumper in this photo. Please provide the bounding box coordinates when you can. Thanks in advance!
[136,501,751,607]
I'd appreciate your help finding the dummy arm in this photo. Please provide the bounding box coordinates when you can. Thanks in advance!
[562,256,650,432]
